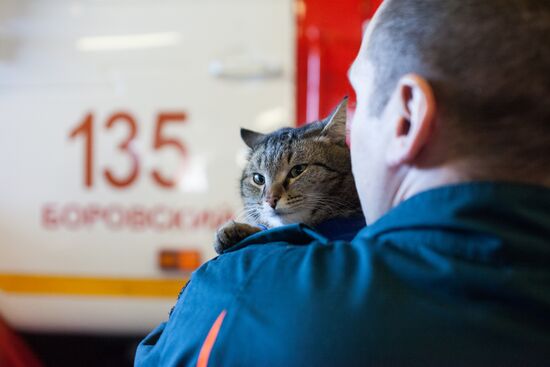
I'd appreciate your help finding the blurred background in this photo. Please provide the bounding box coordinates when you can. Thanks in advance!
[0,0,381,365]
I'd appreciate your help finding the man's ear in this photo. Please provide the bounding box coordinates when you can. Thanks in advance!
[240,128,265,148]
[321,96,348,144]
[386,74,436,166]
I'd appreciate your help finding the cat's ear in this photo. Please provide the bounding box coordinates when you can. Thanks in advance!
[241,128,265,148]
[321,97,348,143]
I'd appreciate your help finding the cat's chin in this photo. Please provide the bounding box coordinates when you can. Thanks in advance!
[264,216,285,228]
[264,210,310,228]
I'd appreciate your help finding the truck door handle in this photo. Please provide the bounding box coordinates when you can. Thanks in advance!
[208,58,283,80]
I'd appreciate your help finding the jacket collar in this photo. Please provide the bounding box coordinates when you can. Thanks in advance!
[361,182,550,266]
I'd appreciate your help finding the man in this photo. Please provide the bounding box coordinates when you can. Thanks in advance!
[136,0,550,365]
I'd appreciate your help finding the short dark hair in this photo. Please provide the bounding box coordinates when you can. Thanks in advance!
[367,0,550,179]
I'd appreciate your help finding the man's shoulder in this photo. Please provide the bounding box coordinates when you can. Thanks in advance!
[203,224,376,282]
[191,226,384,312]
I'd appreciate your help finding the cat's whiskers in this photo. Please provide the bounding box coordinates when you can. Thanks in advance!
[235,206,263,224]
[234,208,253,222]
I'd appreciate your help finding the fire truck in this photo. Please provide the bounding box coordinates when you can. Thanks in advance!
[0,0,381,364]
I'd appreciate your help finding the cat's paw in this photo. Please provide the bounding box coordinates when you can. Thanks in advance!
[214,221,262,254]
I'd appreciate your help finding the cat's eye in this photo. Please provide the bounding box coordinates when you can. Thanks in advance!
[289,164,308,178]
[252,173,265,186]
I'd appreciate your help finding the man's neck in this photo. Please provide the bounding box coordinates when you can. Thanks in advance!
[393,161,550,208]
[393,164,469,208]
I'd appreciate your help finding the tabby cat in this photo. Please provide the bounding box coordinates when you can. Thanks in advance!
[214,98,362,253]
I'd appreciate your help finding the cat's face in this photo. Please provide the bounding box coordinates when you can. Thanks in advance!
[239,99,361,228]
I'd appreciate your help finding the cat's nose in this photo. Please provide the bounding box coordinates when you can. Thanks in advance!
[266,196,279,209]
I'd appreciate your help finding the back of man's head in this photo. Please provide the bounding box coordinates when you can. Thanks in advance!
[367,0,550,181]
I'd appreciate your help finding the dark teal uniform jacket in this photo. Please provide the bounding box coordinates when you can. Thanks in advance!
[135,183,550,366]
